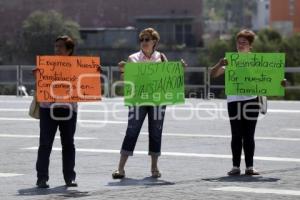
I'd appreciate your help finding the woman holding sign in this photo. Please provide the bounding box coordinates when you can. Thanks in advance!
[35,35,78,188]
[112,28,186,179]
[211,29,262,176]
[211,29,286,176]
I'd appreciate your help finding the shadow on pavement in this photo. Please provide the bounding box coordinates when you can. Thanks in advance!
[17,186,90,198]
[202,175,280,183]
[107,177,175,187]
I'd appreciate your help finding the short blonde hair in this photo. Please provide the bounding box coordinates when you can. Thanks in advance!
[139,28,160,42]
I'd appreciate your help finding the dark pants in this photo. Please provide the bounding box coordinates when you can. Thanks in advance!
[36,107,77,182]
[227,98,259,168]
[121,106,166,156]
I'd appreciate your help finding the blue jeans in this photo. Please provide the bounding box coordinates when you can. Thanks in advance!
[121,106,166,156]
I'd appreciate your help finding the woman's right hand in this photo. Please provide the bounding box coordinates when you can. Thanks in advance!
[217,58,228,68]
[32,68,39,78]
[210,58,227,78]
[118,61,126,74]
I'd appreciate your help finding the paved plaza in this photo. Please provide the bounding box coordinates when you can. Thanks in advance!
[0,96,300,200]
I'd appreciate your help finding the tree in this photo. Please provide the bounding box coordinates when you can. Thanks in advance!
[280,34,300,67]
[253,29,283,53]
[21,10,81,63]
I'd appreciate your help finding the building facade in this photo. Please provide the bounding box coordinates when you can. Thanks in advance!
[270,0,300,35]
[0,0,203,47]
[252,0,270,31]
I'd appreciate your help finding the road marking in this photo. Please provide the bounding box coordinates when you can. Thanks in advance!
[212,187,300,196]
[0,100,31,103]
[0,134,97,140]
[138,132,300,142]
[1,107,300,114]
[0,117,126,124]
[23,147,300,163]
[0,109,28,112]
[283,128,300,132]
[0,98,123,104]
[78,109,127,113]
[0,108,127,113]
[0,173,23,177]
[168,107,300,113]
[268,109,300,113]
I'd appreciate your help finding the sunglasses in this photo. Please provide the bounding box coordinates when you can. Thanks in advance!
[139,38,152,42]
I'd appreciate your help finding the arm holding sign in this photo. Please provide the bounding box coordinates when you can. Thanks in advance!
[210,58,227,78]
[32,67,40,78]
[119,60,126,74]
[181,59,188,68]
[118,60,126,80]
[118,57,132,80]
[96,64,102,73]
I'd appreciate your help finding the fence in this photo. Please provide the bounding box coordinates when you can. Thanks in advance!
[0,65,299,99]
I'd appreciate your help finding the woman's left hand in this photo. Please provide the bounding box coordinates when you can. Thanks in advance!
[281,78,287,87]
[181,59,188,68]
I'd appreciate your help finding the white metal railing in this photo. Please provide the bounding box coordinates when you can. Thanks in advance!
[0,65,299,98]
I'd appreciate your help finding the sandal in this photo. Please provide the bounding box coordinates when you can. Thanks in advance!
[151,169,161,178]
[112,170,125,179]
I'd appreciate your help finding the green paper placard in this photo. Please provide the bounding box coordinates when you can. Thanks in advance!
[225,52,285,96]
[124,62,185,106]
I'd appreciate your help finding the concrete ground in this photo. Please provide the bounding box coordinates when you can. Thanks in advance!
[0,96,299,200]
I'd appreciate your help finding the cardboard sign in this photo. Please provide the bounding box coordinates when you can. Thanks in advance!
[124,62,185,106]
[36,56,101,102]
[225,52,285,96]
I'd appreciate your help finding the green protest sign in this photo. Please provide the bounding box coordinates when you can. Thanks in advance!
[124,62,185,106]
[225,52,285,96]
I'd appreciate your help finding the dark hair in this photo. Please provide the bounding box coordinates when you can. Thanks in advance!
[236,29,256,45]
[55,35,75,55]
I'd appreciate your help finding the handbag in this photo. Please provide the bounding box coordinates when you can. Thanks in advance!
[29,94,40,119]
[160,53,168,62]
[258,96,267,115]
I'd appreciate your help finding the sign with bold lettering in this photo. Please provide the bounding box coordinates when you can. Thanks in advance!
[225,52,285,96]
[124,62,185,106]
[36,56,101,102]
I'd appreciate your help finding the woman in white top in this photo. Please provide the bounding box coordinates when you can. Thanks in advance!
[112,28,186,179]
[211,29,285,176]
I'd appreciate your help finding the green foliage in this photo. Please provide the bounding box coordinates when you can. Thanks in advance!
[21,10,81,63]
[280,34,300,67]
[253,29,283,52]
[0,85,16,95]
[203,28,300,67]
[0,38,15,64]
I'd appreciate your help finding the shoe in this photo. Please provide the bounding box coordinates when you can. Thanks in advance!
[227,167,241,176]
[65,180,78,187]
[112,170,125,179]
[36,179,49,188]
[245,168,260,175]
[151,169,161,178]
